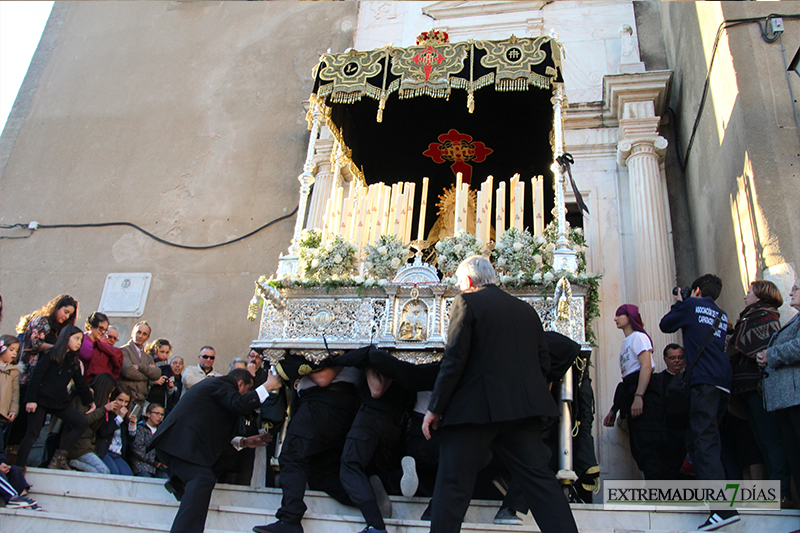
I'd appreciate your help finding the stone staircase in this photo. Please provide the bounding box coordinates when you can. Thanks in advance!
[1,469,797,533]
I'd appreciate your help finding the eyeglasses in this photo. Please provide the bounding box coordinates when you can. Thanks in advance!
[201,355,215,360]
[96,326,108,334]
[150,411,165,417]
[106,335,118,341]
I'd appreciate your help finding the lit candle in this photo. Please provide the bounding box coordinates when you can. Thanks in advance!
[417,177,429,242]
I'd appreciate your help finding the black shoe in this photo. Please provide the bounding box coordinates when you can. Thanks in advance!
[369,475,393,519]
[253,520,304,533]
[357,527,387,533]
[697,510,740,531]
[493,507,523,525]
[164,476,185,502]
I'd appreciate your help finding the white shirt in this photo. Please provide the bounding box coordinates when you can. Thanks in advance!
[619,331,654,378]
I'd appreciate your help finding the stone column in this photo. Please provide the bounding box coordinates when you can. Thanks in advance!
[609,71,677,354]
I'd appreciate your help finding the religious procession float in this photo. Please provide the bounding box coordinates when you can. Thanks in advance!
[248,30,600,496]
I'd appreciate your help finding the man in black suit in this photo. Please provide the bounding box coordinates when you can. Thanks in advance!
[422,255,578,533]
[151,368,282,533]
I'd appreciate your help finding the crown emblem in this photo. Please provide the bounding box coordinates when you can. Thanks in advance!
[416,29,449,46]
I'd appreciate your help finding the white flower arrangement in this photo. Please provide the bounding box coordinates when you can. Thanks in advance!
[492,227,545,277]
[541,220,588,274]
[363,234,410,280]
[298,230,358,280]
[434,229,485,276]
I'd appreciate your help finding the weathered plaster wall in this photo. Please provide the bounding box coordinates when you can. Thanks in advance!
[658,1,800,322]
[0,1,357,366]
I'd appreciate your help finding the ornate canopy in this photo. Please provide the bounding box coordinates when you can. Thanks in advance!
[308,33,565,236]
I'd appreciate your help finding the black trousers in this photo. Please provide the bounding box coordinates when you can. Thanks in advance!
[157,450,217,533]
[16,404,88,467]
[687,384,729,480]
[275,387,360,524]
[340,405,404,529]
[431,418,577,533]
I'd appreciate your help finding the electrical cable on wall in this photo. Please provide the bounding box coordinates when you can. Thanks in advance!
[679,13,800,172]
[0,206,298,249]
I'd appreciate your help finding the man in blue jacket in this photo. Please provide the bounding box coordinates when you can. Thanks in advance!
[660,274,738,531]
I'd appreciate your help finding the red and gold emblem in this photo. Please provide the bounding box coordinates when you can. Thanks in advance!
[423,129,493,184]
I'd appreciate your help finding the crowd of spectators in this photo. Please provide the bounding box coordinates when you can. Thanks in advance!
[1,273,797,533]
[605,274,800,530]
[0,293,266,512]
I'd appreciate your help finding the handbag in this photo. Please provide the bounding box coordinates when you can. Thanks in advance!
[665,313,723,410]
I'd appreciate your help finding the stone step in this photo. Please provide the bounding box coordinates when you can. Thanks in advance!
[7,469,799,533]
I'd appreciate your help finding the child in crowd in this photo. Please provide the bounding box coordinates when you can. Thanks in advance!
[0,335,20,452]
[130,403,168,478]
[96,389,136,476]
[0,448,42,510]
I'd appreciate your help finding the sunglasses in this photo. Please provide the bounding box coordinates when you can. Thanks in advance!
[201,355,215,360]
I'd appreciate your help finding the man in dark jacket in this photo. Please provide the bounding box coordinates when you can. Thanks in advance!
[151,368,281,533]
[660,274,739,531]
[422,255,578,533]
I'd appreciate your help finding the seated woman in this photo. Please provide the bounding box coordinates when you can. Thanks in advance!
[130,403,168,478]
[96,388,136,476]
[67,373,119,474]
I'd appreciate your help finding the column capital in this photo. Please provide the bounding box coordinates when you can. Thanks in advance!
[617,133,668,167]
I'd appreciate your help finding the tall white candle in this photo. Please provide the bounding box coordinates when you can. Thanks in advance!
[404,182,415,244]
[534,176,544,237]
[321,198,333,242]
[459,183,469,233]
[515,182,525,230]
[417,177,429,242]
[496,182,506,242]
[356,195,368,255]
[476,189,484,244]
[341,197,353,239]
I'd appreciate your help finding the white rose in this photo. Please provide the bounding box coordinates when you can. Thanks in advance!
[575,227,583,235]
[545,243,555,253]
[325,242,334,252]
[495,242,504,251]
[353,275,365,284]
[365,277,377,287]
[391,257,401,268]
[534,255,543,265]
[497,257,507,267]
[364,261,373,270]
[501,275,513,284]
[435,241,443,251]
[333,254,343,263]
[377,279,388,286]
[475,238,483,247]
[378,246,388,256]
[532,272,543,282]
[544,272,555,282]
[311,258,320,269]
[513,242,523,251]
[453,244,463,253]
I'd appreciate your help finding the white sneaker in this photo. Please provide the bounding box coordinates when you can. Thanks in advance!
[400,456,419,498]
